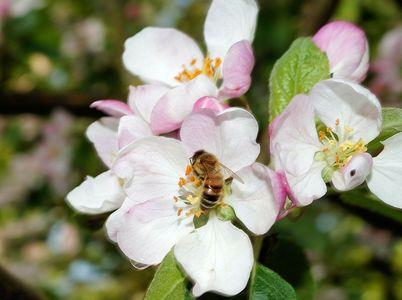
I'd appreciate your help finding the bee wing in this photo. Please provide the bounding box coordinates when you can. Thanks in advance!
[219,162,244,184]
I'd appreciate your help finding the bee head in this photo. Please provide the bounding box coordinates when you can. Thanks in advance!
[190,150,206,165]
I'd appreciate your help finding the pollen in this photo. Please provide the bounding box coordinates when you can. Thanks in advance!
[174,57,222,83]
[185,165,192,176]
[178,177,186,187]
[177,208,183,216]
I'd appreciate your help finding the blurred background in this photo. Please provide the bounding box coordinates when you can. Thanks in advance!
[0,0,401,299]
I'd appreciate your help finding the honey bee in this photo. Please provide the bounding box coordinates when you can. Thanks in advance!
[190,150,243,210]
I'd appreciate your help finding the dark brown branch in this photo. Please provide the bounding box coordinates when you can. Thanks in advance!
[0,264,46,300]
[0,92,103,117]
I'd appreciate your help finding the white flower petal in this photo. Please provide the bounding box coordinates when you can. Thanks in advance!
[269,94,322,175]
[123,27,204,86]
[150,75,218,135]
[105,197,136,242]
[66,171,125,214]
[226,163,278,235]
[311,79,382,144]
[113,136,188,202]
[116,197,193,266]
[174,215,253,297]
[180,108,259,172]
[204,0,258,59]
[86,117,119,168]
[332,153,373,191]
[286,161,327,207]
[127,84,170,123]
[367,132,402,208]
[117,115,153,149]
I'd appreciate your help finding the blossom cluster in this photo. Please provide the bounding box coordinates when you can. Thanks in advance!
[66,0,402,297]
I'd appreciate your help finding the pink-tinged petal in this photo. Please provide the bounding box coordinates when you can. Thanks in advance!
[225,163,278,235]
[263,169,289,220]
[269,94,322,176]
[123,27,204,87]
[117,115,153,149]
[269,94,326,206]
[127,84,170,123]
[174,215,253,297]
[193,96,229,113]
[116,197,193,266]
[113,136,188,202]
[367,132,402,208]
[86,117,119,168]
[286,160,327,207]
[105,197,136,242]
[90,100,134,117]
[313,21,369,82]
[180,108,259,172]
[150,75,218,135]
[219,40,254,99]
[332,153,373,191]
[311,79,382,144]
[66,171,125,215]
[204,0,258,59]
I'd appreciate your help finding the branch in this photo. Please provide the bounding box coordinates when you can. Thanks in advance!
[0,264,45,300]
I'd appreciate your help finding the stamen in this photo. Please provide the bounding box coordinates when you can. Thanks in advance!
[175,56,222,83]
[178,177,186,187]
[177,208,183,216]
[185,165,192,176]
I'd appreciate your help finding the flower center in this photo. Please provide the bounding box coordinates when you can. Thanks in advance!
[174,57,222,83]
[173,165,229,218]
[315,119,367,170]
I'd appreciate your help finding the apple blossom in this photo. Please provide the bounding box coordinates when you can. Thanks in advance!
[313,21,369,83]
[122,0,257,134]
[107,108,281,296]
[270,79,402,208]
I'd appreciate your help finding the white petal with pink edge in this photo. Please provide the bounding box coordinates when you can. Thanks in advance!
[219,40,254,99]
[332,153,373,191]
[312,21,369,82]
[270,94,322,175]
[90,100,133,117]
[180,108,259,172]
[113,136,188,201]
[367,133,402,208]
[150,75,218,135]
[105,197,136,242]
[225,163,279,235]
[116,197,193,266]
[311,79,382,144]
[86,117,119,168]
[174,215,253,297]
[117,115,153,149]
[193,96,229,113]
[204,0,258,59]
[128,84,170,123]
[66,171,125,214]
[286,160,327,206]
[123,27,204,87]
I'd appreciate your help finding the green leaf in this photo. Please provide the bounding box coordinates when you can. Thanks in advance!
[368,107,402,153]
[268,37,330,121]
[340,189,402,224]
[260,237,315,300]
[249,263,297,300]
[145,252,193,300]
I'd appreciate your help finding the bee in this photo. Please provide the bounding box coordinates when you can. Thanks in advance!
[190,150,243,210]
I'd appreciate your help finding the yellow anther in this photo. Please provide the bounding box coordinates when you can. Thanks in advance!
[335,119,340,126]
[178,177,186,187]
[177,208,183,216]
[189,175,196,182]
[319,131,326,141]
[326,127,333,133]
[185,165,192,176]
[175,56,222,83]
[194,179,202,187]
[173,196,179,203]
